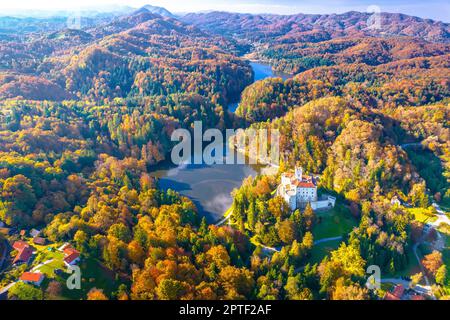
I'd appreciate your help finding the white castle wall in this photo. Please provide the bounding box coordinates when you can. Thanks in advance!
[310,196,336,210]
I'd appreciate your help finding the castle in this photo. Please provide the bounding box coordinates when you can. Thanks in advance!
[277,167,336,211]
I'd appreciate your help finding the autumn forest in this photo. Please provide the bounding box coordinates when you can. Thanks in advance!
[0,4,449,302]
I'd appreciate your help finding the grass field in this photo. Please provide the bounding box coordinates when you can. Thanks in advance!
[34,250,65,276]
[312,204,358,240]
[61,257,125,300]
[308,238,342,265]
[408,208,438,224]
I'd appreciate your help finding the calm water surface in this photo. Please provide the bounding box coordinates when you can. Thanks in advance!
[152,62,291,222]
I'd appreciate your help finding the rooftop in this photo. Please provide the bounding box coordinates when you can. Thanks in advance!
[64,251,80,264]
[13,241,29,251]
[20,272,44,283]
[392,285,405,298]
[13,246,33,264]
[63,247,80,265]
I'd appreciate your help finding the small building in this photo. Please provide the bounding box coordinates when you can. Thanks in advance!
[19,230,27,238]
[12,241,33,265]
[63,247,80,266]
[13,247,33,265]
[30,229,41,238]
[384,292,400,300]
[384,284,405,300]
[20,272,45,286]
[13,241,28,252]
[392,284,405,298]
[33,237,46,246]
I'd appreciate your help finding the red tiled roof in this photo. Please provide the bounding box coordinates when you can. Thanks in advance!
[63,247,78,255]
[410,295,425,300]
[384,292,400,300]
[294,181,316,188]
[64,252,80,264]
[392,285,405,298]
[13,247,33,264]
[20,272,44,283]
[13,241,29,251]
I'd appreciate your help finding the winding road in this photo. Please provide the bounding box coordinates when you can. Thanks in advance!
[215,210,233,227]
[314,236,343,245]
[400,143,423,149]
[407,202,448,299]
[0,281,16,299]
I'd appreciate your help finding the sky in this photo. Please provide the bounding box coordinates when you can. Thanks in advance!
[0,0,449,22]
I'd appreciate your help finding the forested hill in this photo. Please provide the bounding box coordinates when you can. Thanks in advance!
[182,11,450,43]
[0,9,252,103]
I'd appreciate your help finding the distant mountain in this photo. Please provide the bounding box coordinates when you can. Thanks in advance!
[182,11,450,43]
[138,5,175,18]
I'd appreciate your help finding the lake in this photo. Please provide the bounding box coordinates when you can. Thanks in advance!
[228,61,291,113]
[151,62,290,223]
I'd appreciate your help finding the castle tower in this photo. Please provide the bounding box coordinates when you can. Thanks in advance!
[295,167,303,181]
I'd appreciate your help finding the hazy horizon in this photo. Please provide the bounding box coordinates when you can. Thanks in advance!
[0,0,449,23]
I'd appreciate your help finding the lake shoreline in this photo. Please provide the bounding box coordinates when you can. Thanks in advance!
[151,61,291,223]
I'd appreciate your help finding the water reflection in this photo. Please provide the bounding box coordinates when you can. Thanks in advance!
[152,62,290,222]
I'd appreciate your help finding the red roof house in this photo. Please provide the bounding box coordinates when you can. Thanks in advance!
[392,285,405,298]
[13,241,28,251]
[384,284,405,301]
[20,272,45,286]
[12,242,33,265]
[384,292,401,300]
[63,247,80,266]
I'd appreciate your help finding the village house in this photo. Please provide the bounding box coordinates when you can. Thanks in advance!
[20,272,45,287]
[12,241,33,265]
[277,167,336,211]
[384,284,405,300]
[30,229,41,238]
[383,284,427,301]
[63,247,80,267]
[33,237,46,246]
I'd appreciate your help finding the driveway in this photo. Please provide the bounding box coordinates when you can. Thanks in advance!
[31,259,54,272]
[314,236,343,245]
[0,281,17,299]
[215,210,233,227]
